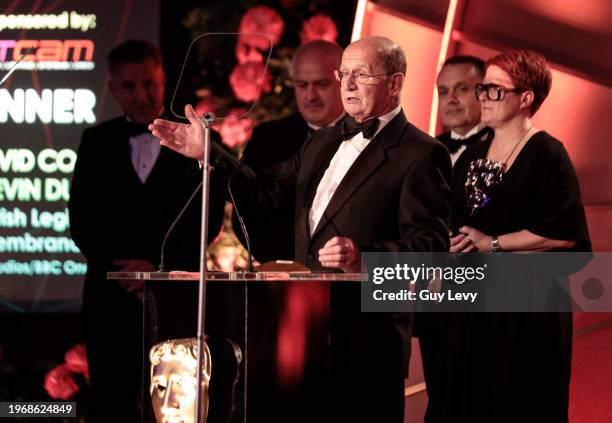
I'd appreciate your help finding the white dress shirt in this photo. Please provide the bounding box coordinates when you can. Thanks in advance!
[129,133,161,183]
[449,124,480,166]
[308,106,402,235]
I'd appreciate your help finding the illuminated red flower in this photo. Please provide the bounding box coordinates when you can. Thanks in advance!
[64,344,89,380]
[44,364,79,400]
[229,62,272,103]
[235,41,264,65]
[300,15,338,44]
[219,108,254,149]
[194,96,217,117]
[238,6,284,50]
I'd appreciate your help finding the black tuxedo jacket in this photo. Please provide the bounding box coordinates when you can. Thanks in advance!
[292,111,451,268]
[234,113,311,262]
[69,116,225,282]
[436,131,453,150]
[242,112,311,172]
[237,110,452,376]
[436,126,494,164]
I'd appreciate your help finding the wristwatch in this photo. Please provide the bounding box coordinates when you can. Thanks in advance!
[491,236,504,252]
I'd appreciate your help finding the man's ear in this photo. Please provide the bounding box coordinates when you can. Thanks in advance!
[389,73,404,97]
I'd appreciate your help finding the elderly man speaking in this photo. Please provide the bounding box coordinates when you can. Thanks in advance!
[150,36,451,422]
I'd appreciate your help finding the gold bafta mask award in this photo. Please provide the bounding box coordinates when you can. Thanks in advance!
[149,338,211,423]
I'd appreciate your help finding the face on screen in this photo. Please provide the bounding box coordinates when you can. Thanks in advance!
[108,59,165,125]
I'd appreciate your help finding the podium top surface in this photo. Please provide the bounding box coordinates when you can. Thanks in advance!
[107,271,368,281]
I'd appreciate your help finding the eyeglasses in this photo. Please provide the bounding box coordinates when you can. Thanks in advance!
[475,83,523,101]
[334,70,391,84]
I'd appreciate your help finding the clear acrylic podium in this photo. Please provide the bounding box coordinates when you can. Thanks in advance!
[108,271,366,423]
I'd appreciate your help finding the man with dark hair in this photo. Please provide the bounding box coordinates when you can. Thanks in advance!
[107,39,163,73]
[69,39,223,422]
[414,54,492,423]
[234,40,345,263]
[443,55,485,74]
[436,55,492,165]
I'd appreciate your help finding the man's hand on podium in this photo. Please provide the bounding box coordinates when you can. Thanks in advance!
[113,259,155,301]
[318,236,361,273]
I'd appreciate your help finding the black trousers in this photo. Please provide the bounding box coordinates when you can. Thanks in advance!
[83,277,143,422]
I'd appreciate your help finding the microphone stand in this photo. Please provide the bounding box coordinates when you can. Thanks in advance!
[195,111,214,423]
[168,33,272,422]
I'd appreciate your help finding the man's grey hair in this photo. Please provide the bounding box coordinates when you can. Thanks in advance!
[379,44,407,76]
[352,36,407,76]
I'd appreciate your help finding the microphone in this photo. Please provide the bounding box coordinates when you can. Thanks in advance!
[227,168,254,272]
[158,179,203,272]
[158,141,257,273]
[207,136,256,272]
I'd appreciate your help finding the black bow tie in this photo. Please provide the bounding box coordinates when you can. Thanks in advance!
[341,117,380,141]
[124,119,150,138]
[446,127,494,154]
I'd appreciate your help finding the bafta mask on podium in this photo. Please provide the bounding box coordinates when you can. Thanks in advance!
[149,338,211,423]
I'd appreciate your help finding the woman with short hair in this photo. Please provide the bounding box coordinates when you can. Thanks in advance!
[427,50,591,423]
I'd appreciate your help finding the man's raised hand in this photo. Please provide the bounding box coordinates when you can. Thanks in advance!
[149,104,205,159]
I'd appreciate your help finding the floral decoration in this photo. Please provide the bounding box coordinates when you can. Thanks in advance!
[44,364,79,400]
[43,344,89,401]
[219,108,254,148]
[64,344,89,380]
[238,5,285,49]
[300,14,338,44]
[182,1,343,271]
[229,62,273,103]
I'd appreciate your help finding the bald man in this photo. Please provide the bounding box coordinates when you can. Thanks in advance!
[151,35,451,422]
[234,40,345,262]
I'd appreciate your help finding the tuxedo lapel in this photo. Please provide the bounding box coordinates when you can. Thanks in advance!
[309,112,408,241]
[436,127,494,154]
[300,115,351,211]
[144,145,168,186]
[115,122,145,186]
[436,131,452,151]
[297,134,344,244]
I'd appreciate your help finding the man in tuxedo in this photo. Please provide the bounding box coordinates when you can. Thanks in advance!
[69,40,223,422]
[235,40,345,262]
[415,55,491,422]
[230,40,345,421]
[436,55,492,165]
[151,36,451,422]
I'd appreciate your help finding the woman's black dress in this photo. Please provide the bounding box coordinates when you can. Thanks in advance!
[426,131,591,423]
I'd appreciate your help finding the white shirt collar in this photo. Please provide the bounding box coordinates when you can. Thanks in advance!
[307,112,346,132]
[450,124,481,140]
